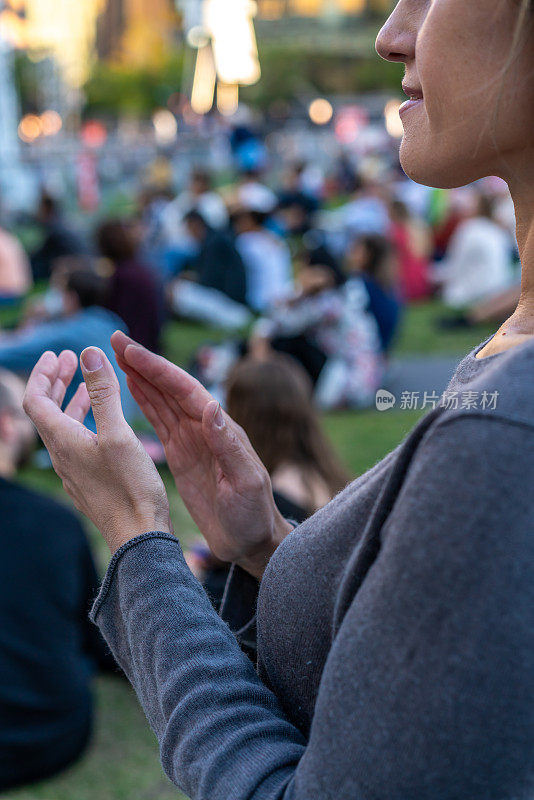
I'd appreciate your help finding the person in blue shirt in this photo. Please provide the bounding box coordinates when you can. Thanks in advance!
[346,234,403,355]
[0,264,136,430]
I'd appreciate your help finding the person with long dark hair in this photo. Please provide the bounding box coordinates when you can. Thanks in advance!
[187,355,349,636]
[227,356,348,516]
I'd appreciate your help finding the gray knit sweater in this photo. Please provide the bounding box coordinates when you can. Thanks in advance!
[91,334,534,800]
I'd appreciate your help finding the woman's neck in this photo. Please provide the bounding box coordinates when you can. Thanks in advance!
[476,172,534,358]
[509,192,534,328]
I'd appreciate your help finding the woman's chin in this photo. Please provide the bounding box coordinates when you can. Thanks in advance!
[399,141,485,190]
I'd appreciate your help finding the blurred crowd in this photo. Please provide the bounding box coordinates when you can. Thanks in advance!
[0,120,521,790]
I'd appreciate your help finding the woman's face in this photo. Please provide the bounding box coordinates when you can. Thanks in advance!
[376,0,534,189]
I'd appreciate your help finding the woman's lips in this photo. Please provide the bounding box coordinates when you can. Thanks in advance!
[398,97,424,116]
[400,83,424,116]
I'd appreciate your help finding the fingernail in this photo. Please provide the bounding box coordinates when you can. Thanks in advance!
[124,343,143,358]
[214,403,225,429]
[82,348,103,372]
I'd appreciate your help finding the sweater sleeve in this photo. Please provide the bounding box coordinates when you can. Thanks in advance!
[91,415,534,800]
[91,532,306,800]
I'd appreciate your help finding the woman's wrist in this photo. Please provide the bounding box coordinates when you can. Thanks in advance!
[237,514,294,581]
[101,508,173,555]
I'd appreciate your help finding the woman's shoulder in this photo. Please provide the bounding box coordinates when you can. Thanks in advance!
[445,335,534,430]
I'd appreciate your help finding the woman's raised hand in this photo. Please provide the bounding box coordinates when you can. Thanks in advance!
[111,331,292,579]
[23,347,172,554]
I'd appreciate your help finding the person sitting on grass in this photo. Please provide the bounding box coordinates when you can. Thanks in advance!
[0,262,136,431]
[250,250,383,409]
[345,234,403,355]
[169,210,251,331]
[232,207,293,314]
[435,192,515,312]
[96,218,163,354]
[0,369,117,793]
[29,193,86,283]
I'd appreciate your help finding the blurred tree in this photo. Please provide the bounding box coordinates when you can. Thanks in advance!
[83,40,402,118]
[13,52,39,113]
[84,50,184,117]
[241,44,403,108]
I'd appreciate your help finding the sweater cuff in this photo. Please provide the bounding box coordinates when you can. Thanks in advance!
[90,531,181,623]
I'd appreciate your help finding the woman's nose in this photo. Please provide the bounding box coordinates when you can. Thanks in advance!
[375,2,416,64]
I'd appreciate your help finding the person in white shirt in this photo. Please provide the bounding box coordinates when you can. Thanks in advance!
[232,208,293,313]
[438,193,514,309]
[234,170,278,216]
[161,169,228,248]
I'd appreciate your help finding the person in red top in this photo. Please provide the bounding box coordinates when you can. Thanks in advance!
[96,219,163,353]
[389,199,432,302]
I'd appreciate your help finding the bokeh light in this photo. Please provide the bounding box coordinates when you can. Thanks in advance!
[152,109,178,144]
[186,25,210,48]
[205,0,261,86]
[80,120,108,149]
[217,83,239,117]
[334,106,368,143]
[40,111,63,137]
[191,44,217,115]
[18,115,43,143]
[308,98,333,126]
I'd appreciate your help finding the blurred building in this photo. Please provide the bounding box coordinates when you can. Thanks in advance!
[96,0,124,60]
[178,1,394,57]
[18,0,104,87]
[254,0,394,52]
[256,0,392,19]
[96,0,179,66]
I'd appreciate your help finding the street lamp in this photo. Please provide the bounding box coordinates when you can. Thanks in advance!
[178,0,261,116]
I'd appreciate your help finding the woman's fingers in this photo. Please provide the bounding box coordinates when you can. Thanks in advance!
[111,331,137,378]
[50,350,78,408]
[64,382,91,423]
[126,374,170,443]
[202,400,265,492]
[110,329,136,360]
[128,368,177,432]
[80,347,130,440]
[116,352,174,441]
[23,351,72,440]
[117,339,213,421]
[113,337,185,445]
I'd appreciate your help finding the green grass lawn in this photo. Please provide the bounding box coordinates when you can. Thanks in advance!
[1,300,495,800]
[393,299,495,356]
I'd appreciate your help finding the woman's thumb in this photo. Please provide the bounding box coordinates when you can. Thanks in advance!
[81,347,127,438]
